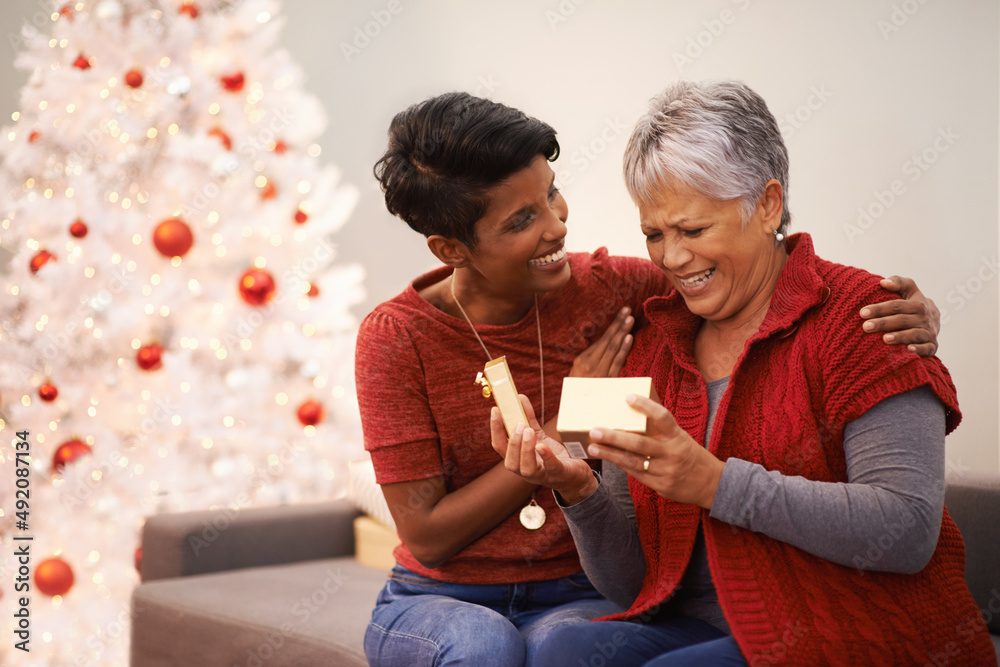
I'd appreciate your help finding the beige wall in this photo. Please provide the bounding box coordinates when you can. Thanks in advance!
[2,0,997,471]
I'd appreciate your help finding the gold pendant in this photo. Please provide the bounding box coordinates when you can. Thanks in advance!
[475,371,492,398]
[519,499,546,530]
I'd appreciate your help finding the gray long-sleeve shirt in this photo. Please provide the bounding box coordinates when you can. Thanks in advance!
[558,383,945,632]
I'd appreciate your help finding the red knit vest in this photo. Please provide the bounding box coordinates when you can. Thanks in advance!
[611,234,994,666]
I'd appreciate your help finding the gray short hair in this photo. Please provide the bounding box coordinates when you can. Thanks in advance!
[623,80,791,232]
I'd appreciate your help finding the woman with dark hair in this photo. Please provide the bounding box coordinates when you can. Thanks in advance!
[356,91,942,666]
[493,81,993,666]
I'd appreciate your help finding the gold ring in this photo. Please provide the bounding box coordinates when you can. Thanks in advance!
[642,457,651,472]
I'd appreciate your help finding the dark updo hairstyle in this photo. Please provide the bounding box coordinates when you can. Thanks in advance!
[374,92,560,248]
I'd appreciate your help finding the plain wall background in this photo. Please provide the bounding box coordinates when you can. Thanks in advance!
[2,0,997,472]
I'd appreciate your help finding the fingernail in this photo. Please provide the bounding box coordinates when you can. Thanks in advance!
[625,316,634,326]
[590,429,602,439]
[625,394,637,403]
[515,423,525,435]
[621,307,630,316]
[884,333,894,342]
[863,321,874,331]
[860,308,870,318]
[588,445,600,456]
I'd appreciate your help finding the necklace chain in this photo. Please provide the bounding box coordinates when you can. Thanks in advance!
[450,273,545,425]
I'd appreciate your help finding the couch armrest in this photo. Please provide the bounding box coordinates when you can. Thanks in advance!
[945,472,1000,635]
[140,499,361,582]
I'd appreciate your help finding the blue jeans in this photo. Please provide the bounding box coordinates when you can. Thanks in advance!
[534,616,747,666]
[364,565,621,667]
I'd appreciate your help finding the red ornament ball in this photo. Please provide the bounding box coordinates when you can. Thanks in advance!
[125,69,144,88]
[260,181,277,200]
[272,139,287,153]
[306,283,319,297]
[28,130,40,143]
[30,249,55,273]
[294,208,308,224]
[152,219,194,258]
[73,54,91,70]
[52,438,91,472]
[179,2,199,18]
[240,269,275,306]
[137,344,164,371]
[69,218,88,238]
[239,268,276,306]
[208,127,232,151]
[34,557,74,597]
[39,382,59,402]
[220,71,245,92]
[297,400,325,426]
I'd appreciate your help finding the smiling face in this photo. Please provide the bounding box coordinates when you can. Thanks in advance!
[640,178,786,328]
[462,154,571,300]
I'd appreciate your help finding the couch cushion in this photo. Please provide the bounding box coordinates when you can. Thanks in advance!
[945,473,1000,636]
[131,557,387,666]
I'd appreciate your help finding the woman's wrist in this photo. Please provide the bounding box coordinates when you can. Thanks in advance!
[697,457,726,510]
[556,470,600,506]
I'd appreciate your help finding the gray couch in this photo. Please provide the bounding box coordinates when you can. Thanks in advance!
[944,473,1000,663]
[131,501,385,666]
[131,474,1000,665]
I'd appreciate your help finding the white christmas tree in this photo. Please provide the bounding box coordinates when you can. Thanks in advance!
[0,1,365,663]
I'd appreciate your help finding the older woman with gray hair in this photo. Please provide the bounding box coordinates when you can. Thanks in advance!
[492,80,994,666]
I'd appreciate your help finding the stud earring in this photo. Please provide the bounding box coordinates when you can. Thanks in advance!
[771,226,785,244]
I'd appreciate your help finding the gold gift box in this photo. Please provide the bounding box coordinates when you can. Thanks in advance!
[481,356,529,437]
[353,515,400,571]
[556,377,659,458]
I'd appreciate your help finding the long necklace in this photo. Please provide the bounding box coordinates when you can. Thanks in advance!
[451,273,547,530]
